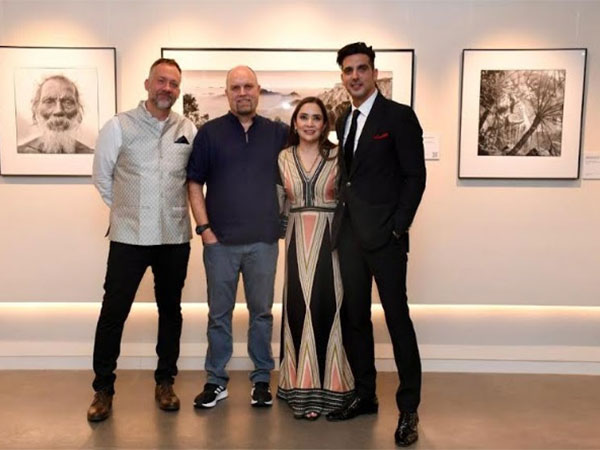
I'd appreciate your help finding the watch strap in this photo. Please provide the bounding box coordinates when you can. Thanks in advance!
[195,223,211,235]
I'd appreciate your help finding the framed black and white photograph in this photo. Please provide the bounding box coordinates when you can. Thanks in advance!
[458,49,587,179]
[0,46,116,175]
[162,47,414,132]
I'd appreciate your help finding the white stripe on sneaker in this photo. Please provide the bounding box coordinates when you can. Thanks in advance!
[195,385,228,408]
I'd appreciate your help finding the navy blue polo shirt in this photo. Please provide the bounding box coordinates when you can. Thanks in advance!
[187,112,288,245]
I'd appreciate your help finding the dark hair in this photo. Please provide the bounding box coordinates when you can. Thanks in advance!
[287,97,336,159]
[149,58,182,75]
[336,42,376,69]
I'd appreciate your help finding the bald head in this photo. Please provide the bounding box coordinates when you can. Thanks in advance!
[226,65,257,86]
[225,65,260,118]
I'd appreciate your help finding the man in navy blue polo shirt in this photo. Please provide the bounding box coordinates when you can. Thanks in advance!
[187,66,288,409]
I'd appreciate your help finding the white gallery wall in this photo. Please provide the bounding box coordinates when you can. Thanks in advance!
[0,0,599,373]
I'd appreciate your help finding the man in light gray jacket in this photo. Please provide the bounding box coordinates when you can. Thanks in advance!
[88,58,196,422]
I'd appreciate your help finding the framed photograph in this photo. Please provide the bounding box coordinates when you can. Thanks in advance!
[161,47,414,132]
[0,46,116,176]
[458,48,587,179]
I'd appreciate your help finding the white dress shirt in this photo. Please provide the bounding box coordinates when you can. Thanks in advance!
[342,89,378,153]
[92,102,166,207]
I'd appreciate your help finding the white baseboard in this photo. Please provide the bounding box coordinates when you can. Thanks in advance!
[1,342,598,374]
[1,303,599,374]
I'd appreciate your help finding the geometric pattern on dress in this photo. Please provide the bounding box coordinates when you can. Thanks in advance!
[296,211,324,304]
[276,146,354,414]
[323,166,337,203]
[297,315,319,389]
[279,225,295,391]
[311,159,338,210]
[293,219,327,389]
[324,247,355,391]
[279,310,298,389]
[282,164,296,204]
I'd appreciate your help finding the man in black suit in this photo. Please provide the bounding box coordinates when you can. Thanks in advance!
[326,42,426,447]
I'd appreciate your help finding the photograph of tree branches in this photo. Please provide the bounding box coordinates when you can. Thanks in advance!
[459,48,586,179]
[478,69,565,157]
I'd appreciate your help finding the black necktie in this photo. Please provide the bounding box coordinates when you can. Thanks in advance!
[344,109,360,171]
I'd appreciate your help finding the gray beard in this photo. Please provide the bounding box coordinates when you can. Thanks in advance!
[155,98,174,110]
[39,129,78,154]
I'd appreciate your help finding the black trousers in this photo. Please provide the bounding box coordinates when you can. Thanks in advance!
[337,219,421,412]
[92,241,190,394]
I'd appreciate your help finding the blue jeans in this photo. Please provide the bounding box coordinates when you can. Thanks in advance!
[203,241,278,386]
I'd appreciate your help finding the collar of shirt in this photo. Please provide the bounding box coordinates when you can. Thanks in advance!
[226,111,270,137]
[344,89,378,150]
[139,100,170,129]
[354,88,378,118]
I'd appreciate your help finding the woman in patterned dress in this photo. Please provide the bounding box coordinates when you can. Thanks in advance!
[277,97,354,420]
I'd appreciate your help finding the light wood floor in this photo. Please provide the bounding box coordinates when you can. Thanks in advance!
[0,370,598,449]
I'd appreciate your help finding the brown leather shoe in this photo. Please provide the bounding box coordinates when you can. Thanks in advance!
[87,391,113,422]
[155,382,180,411]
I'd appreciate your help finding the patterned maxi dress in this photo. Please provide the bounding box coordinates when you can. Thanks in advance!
[276,146,354,417]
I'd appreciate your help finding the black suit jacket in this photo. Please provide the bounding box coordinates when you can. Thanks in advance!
[331,93,426,251]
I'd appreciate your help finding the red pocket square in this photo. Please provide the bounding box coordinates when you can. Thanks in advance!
[373,132,389,140]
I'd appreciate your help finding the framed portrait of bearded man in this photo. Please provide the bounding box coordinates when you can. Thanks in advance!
[0,46,116,175]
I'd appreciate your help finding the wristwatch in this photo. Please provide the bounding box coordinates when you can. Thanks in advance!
[195,223,211,235]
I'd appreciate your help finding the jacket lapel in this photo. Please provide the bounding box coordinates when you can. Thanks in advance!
[350,93,386,176]
[337,107,351,176]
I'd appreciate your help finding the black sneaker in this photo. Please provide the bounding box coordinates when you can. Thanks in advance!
[251,382,273,407]
[194,383,228,408]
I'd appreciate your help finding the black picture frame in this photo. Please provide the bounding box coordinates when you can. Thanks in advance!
[0,46,117,176]
[161,47,414,130]
[458,48,587,180]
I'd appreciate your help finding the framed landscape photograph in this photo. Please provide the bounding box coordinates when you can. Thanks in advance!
[458,48,587,179]
[0,46,116,176]
[161,47,414,135]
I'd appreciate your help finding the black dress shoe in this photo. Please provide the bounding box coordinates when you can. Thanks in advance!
[394,411,419,447]
[326,395,378,421]
[87,390,113,422]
